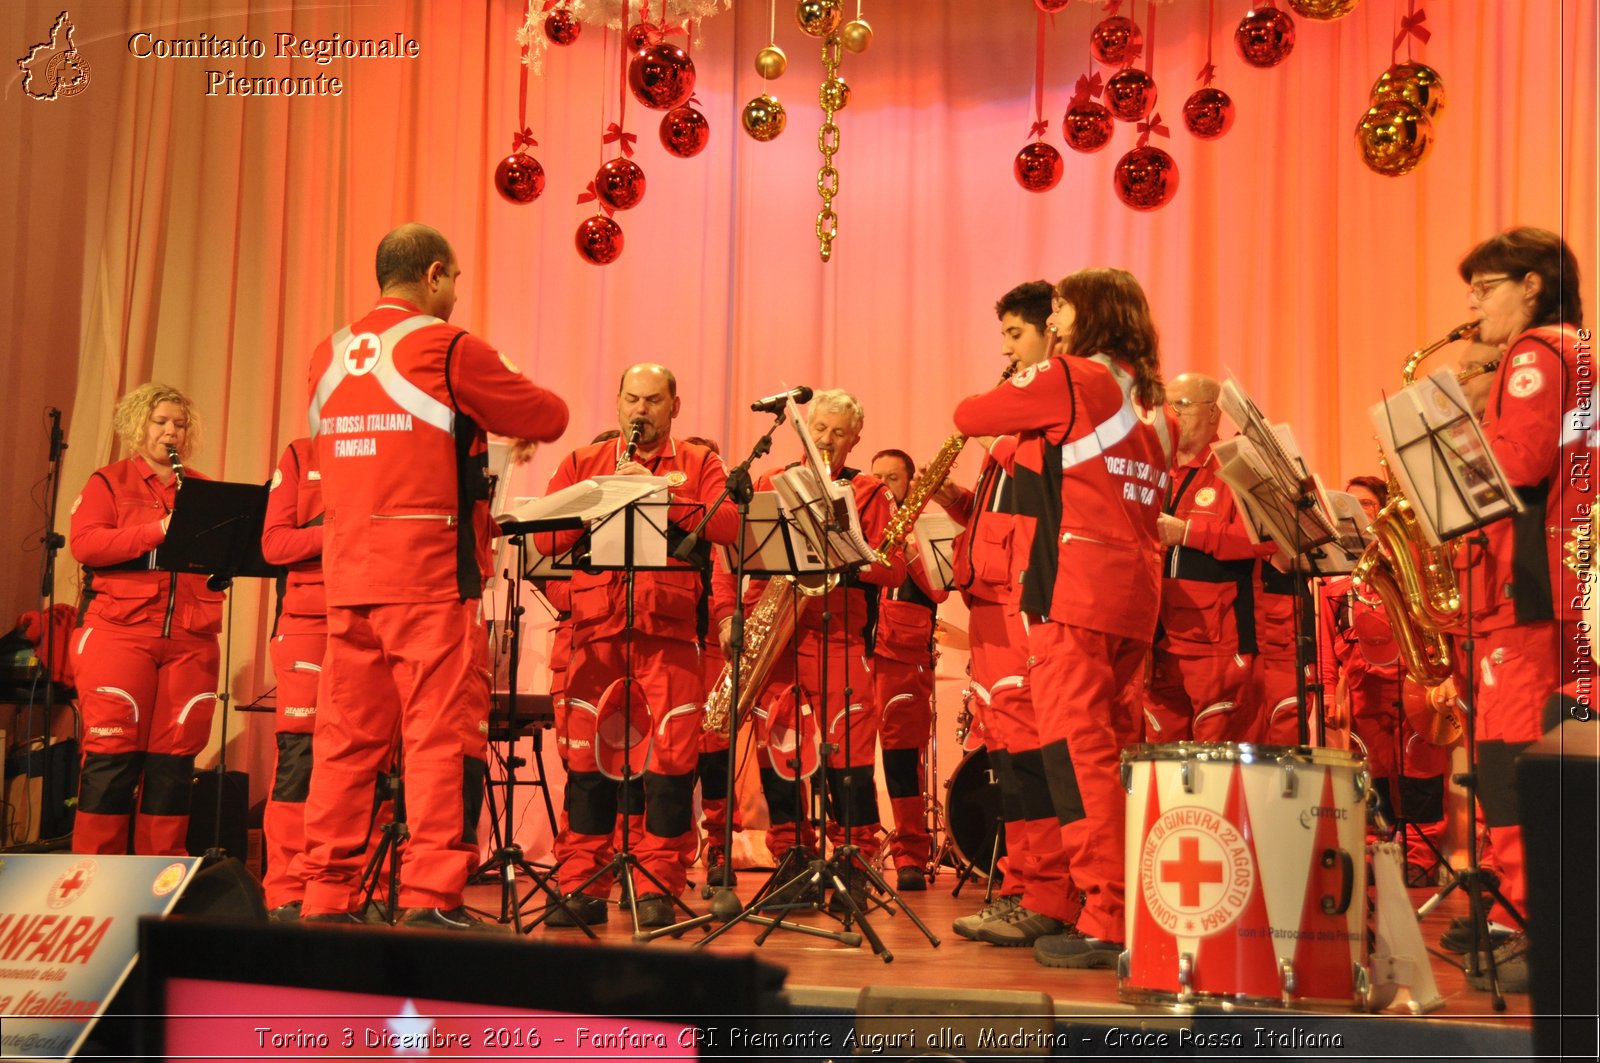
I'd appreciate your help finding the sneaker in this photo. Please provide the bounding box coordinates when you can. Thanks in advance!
[301,909,365,925]
[400,906,502,933]
[268,901,302,923]
[1465,931,1530,993]
[545,893,608,927]
[977,904,1064,947]
[952,894,1020,941]
[705,848,737,888]
[1439,916,1515,955]
[634,893,676,928]
[1033,928,1124,969]
[896,866,927,892]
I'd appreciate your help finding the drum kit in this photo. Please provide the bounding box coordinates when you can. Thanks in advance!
[919,620,1435,1013]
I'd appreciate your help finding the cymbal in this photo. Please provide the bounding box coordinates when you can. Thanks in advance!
[934,621,969,651]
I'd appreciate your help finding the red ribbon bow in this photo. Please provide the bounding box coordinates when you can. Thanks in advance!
[1104,0,1123,14]
[1196,61,1216,86]
[512,126,538,151]
[1029,118,1050,139]
[603,122,638,158]
[1136,112,1169,146]
[1394,7,1431,49]
[541,0,563,10]
[1070,72,1104,106]
[577,181,616,216]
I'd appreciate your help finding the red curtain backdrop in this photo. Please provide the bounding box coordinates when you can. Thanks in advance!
[2,0,1594,801]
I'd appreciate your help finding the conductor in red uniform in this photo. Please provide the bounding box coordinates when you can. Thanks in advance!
[955,268,1169,969]
[69,383,222,855]
[301,223,568,930]
[536,364,739,928]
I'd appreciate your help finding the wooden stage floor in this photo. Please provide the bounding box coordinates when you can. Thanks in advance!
[463,863,1537,1060]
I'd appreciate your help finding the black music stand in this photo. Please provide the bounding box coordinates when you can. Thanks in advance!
[155,479,280,863]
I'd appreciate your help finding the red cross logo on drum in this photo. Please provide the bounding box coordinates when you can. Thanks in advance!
[1161,834,1224,906]
[343,333,383,376]
[47,859,96,908]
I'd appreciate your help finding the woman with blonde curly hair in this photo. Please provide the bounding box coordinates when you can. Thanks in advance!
[68,382,223,854]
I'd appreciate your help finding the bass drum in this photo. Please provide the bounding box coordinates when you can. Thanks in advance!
[944,748,1006,875]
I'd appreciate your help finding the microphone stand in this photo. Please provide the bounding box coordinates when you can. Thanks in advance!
[28,409,71,845]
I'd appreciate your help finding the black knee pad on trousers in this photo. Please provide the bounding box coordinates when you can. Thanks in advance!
[644,771,695,838]
[1398,773,1445,825]
[271,733,314,803]
[826,766,879,832]
[1010,747,1057,821]
[697,750,730,801]
[567,770,619,835]
[140,753,196,817]
[760,766,800,825]
[1040,738,1085,826]
[618,774,645,816]
[462,756,488,846]
[986,748,1024,822]
[881,747,921,798]
[1475,740,1531,828]
[78,751,145,816]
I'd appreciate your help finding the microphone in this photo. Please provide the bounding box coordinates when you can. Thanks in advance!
[750,385,812,414]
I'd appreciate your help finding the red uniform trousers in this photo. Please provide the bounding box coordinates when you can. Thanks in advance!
[1471,621,1560,923]
[1252,651,1302,746]
[264,629,322,908]
[1028,620,1147,943]
[873,655,933,871]
[967,599,1076,921]
[753,630,882,859]
[301,600,488,915]
[557,632,703,899]
[70,622,219,855]
[1143,651,1254,743]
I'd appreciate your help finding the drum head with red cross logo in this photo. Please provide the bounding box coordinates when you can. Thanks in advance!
[592,677,653,781]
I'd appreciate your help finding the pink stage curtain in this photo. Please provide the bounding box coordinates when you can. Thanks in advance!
[1,0,1593,807]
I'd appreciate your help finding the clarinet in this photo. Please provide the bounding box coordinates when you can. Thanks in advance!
[618,419,645,470]
[166,444,186,488]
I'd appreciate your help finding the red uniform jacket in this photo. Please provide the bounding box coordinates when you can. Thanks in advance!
[710,466,906,645]
[261,438,326,626]
[71,457,223,635]
[953,354,1166,642]
[536,436,739,643]
[307,299,568,606]
[1158,445,1271,655]
[1469,324,1591,632]
[1318,575,1401,719]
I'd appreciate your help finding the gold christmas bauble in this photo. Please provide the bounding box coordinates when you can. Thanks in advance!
[819,77,850,112]
[742,94,788,141]
[1372,61,1446,120]
[754,45,788,80]
[796,0,843,38]
[1286,0,1360,20]
[841,18,873,53]
[1355,98,1433,177]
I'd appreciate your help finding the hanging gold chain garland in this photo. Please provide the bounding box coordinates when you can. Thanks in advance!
[814,31,843,262]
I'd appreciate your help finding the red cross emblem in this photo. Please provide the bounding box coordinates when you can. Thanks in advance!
[343,333,383,376]
[48,859,96,908]
[1160,834,1224,907]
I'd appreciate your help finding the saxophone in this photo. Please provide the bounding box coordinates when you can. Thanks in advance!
[703,393,988,738]
[1350,323,1475,739]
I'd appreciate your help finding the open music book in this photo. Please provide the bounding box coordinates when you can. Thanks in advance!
[913,511,960,591]
[1214,375,1339,556]
[765,395,878,570]
[495,475,674,571]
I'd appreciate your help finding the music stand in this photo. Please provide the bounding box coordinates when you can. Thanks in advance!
[913,511,959,885]
[1372,370,1526,1007]
[155,479,280,864]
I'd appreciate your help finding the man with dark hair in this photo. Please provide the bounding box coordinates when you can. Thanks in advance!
[302,222,568,931]
[869,447,945,892]
[931,280,1078,947]
[536,363,739,928]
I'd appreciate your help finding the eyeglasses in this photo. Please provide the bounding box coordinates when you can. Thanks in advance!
[1468,275,1517,301]
[1168,398,1216,411]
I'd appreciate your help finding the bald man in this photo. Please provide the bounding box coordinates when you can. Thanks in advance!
[1144,373,1275,743]
[536,364,740,928]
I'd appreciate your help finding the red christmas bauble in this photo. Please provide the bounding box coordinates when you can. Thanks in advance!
[492,152,545,204]
[628,43,696,110]
[1062,99,1115,153]
[1235,7,1296,68]
[1113,145,1179,210]
[1090,16,1144,67]
[544,9,581,46]
[1104,68,1157,122]
[575,215,624,265]
[595,158,647,211]
[1182,86,1236,140]
[1035,0,1073,12]
[659,105,711,158]
[625,22,662,53]
[1014,141,1064,193]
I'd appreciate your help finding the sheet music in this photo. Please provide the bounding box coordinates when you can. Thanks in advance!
[1370,368,1521,544]
[1214,376,1338,552]
[721,491,828,576]
[771,464,877,567]
[495,476,666,529]
[913,512,960,591]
